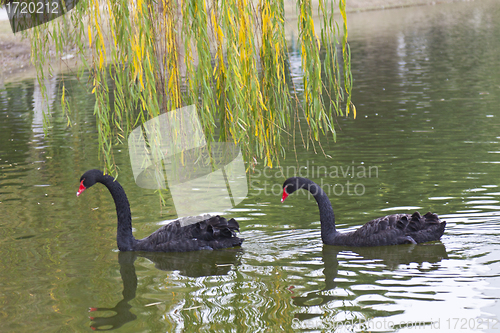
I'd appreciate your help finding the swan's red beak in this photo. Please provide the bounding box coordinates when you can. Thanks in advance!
[77,180,86,197]
[281,189,289,203]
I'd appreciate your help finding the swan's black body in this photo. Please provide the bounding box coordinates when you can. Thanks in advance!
[282,177,446,247]
[77,169,243,252]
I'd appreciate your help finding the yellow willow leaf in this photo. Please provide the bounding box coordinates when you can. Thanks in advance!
[134,40,141,61]
[238,27,245,45]
[168,71,175,90]
[259,97,268,112]
[106,0,117,48]
[218,24,225,41]
[132,57,138,81]
[266,149,272,167]
[161,0,167,14]
[92,0,100,30]
[99,51,104,69]
[95,24,106,60]
[262,12,269,30]
[340,0,347,36]
[93,0,100,15]
[352,103,357,119]
[141,34,145,56]
[88,25,92,48]
[146,51,152,74]
[106,0,113,18]
[210,11,218,32]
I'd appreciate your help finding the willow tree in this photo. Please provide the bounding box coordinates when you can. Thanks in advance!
[22,0,354,172]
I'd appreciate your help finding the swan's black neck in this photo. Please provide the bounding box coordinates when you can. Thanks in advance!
[99,174,136,251]
[300,179,338,244]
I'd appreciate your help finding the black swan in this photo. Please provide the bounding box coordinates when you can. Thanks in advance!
[76,169,244,252]
[281,177,446,247]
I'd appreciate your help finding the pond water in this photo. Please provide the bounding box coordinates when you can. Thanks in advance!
[1,0,500,331]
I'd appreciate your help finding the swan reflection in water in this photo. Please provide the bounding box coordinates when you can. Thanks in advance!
[89,249,243,331]
[292,243,448,322]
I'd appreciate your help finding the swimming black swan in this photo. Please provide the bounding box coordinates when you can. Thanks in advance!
[77,169,244,252]
[281,177,446,247]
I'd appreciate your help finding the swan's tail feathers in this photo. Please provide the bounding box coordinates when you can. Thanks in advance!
[193,215,243,246]
[396,215,409,230]
[436,220,447,236]
[227,218,240,232]
[423,211,441,223]
[206,216,240,237]
[407,211,423,232]
[407,211,446,243]
[411,211,422,219]
[408,211,442,230]
[419,220,446,243]
[204,216,244,249]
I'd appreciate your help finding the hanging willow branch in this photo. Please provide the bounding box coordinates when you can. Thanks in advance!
[25,0,353,174]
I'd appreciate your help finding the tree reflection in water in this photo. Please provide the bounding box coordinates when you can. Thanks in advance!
[292,243,448,323]
[89,249,243,331]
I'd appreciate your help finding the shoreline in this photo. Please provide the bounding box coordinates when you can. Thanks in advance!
[0,0,474,84]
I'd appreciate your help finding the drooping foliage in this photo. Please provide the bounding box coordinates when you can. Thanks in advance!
[21,0,354,172]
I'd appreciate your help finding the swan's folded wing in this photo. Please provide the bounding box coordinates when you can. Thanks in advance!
[355,214,409,235]
[352,212,445,246]
[340,214,412,246]
[135,215,243,252]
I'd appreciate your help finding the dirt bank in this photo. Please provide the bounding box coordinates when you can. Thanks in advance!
[0,0,474,84]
